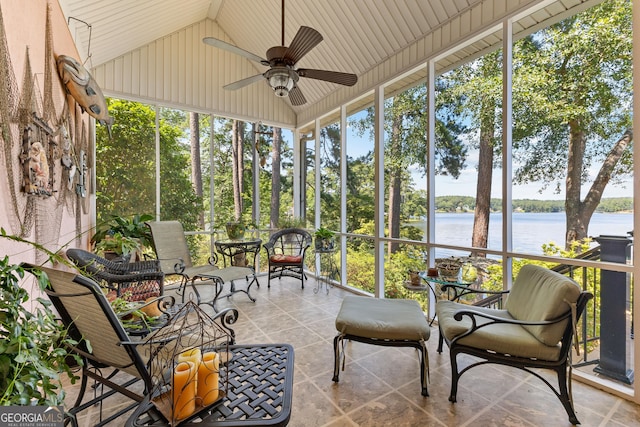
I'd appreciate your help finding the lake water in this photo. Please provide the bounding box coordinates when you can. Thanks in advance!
[411,212,633,256]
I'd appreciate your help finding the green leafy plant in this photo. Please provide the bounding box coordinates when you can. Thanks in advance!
[278,216,306,229]
[0,229,82,405]
[314,227,335,239]
[314,227,335,251]
[91,214,154,252]
[93,232,141,258]
[108,292,162,331]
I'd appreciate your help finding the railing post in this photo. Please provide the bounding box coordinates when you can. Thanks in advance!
[593,235,634,384]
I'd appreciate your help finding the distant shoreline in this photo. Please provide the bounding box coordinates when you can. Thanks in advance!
[432,196,632,214]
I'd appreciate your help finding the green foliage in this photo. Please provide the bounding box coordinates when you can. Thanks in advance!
[278,216,307,229]
[93,232,141,257]
[314,227,335,239]
[96,100,202,232]
[91,213,154,252]
[345,249,375,293]
[0,232,81,406]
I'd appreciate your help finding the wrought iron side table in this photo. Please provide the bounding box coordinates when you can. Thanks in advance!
[126,343,295,427]
[214,238,262,269]
[314,248,338,294]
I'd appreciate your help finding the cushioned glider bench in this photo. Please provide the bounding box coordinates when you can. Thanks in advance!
[333,295,431,396]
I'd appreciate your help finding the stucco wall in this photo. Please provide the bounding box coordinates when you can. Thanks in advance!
[0,0,94,268]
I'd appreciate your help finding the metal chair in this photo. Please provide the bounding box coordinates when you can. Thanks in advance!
[33,266,156,424]
[146,220,258,311]
[66,248,164,301]
[436,264,593,425]
[31,265,238,427]
[263,228,312,288]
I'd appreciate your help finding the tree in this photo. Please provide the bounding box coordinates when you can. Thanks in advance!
[351,84,466,253]
[437,0,632,250]
[512,0,632,246]
[95,99,202,231]
[231,120,245,221]
[270,127,282,229]
[438,51,502,257]
[190,112,204,228]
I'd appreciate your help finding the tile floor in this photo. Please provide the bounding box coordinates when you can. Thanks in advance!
[65,275,640,427]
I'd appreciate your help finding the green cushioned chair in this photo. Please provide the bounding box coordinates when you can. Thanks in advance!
[436,264,592,425]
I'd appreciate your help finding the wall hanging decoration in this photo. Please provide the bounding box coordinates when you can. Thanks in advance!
[0,2,92,249]
[56,54,114,133]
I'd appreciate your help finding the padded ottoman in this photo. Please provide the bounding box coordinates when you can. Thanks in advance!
[333,295,431,396]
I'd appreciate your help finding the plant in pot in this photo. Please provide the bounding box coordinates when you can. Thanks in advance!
[91,214,154,260]
[93,232,142,262]
[225,221,246,240]
[314,227,335,251]
[278,216,306,230]
[0,229,81,406]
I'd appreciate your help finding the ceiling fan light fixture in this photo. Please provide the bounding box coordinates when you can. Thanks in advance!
[268,69,295,97]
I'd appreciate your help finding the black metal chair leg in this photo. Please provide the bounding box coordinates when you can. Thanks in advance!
[419,347,428,396]
[332,334,341,382]
[557,367,580,425]
[449,350,459,402]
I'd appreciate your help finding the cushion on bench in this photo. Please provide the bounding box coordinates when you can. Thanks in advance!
[335,295,430,341]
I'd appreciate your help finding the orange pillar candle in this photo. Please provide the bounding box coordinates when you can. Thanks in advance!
[178,348,202,369]
[197,352,220,405]
[172,361,197,420]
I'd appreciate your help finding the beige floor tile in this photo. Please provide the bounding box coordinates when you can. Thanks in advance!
[59,275,640,427]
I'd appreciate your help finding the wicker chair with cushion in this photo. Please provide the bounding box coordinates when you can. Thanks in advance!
[436,264,593,425]
[263,228,312,288]
[66,248,164,301]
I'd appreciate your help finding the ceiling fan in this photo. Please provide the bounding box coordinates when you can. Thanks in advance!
[202,0,357,106]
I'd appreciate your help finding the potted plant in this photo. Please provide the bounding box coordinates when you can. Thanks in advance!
[0,229,81,405]
[93,232,141,261]
[314,227,335,251]
[278,216,306,230]
[91,214,154,260]
[225,221,246,240]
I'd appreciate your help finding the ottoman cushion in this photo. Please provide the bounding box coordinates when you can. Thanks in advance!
[335,295,430,341]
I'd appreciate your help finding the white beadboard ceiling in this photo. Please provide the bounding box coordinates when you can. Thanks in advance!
[57,0,599,127]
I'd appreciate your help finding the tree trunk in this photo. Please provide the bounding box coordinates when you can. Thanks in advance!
[565,125,633,247]
[189,112,204,228]
[232,120,244,221]
[388,114,402,254]
[270,127,282,229]
[471,100,495,257]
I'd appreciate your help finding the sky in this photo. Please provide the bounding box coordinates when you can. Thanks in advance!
[412,165,633,200]
[343,122,632,201]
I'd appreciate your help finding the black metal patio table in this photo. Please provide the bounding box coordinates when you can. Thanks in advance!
[126,343,294,427]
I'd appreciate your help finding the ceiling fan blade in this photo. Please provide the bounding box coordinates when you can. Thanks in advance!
[223,73,265,91]
[203,37,268,65]
[297,69,358,86]
[288,86,306,106]
[283,26,323,64]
